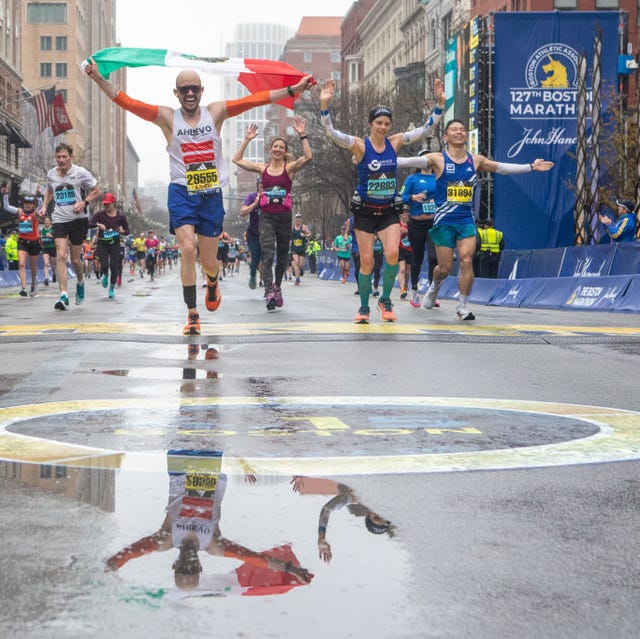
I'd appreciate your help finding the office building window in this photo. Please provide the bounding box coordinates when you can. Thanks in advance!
[554,0,577,7]
[40,62,52,77]
[304,52,312,63]
[595,0,618,6]
[55,62,67,78]
[55,36,67,51]
[40,35,52,50]
[349,61,360,83]
[331,51,340,63]
[27,2,68,23]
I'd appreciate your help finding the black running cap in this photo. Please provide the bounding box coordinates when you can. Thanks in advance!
[615,199,634,212]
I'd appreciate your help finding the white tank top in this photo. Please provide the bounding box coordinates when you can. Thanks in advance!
[167,106,227,193]
[167,472,227,550]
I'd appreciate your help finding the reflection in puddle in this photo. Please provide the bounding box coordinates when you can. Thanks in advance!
[108,450,313,598]
[0,449,410,633]
[101,345,220,381]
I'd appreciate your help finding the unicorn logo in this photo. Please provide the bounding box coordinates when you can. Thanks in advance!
[541,56,569,88]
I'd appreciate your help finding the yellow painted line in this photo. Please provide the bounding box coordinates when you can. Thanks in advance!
[1,322,640,338]
[0,397,639,474]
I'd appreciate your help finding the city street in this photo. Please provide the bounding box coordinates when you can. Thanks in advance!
[1,267,639,639]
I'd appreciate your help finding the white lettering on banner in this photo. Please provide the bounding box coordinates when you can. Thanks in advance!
[573,257,605,277]
[507,127,580,158]
[511,103,576,117]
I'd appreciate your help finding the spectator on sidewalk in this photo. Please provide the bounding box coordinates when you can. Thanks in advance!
[599,200,637,243]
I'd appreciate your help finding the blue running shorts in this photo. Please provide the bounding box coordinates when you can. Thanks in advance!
[168,183,225,237]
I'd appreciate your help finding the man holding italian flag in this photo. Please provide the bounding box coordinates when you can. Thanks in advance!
[85,54,313,335]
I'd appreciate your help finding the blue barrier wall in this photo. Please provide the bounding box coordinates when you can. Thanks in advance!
[4,247,638,313]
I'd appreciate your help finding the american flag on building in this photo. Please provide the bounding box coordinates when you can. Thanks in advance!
[29,87,56,133]
[130,188,141,214]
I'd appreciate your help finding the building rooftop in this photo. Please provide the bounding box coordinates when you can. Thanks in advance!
[296,16,342,36]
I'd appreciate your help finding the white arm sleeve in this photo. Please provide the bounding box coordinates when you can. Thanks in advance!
[320,111,355,149]
[401,107,443,144]
[496,162,532,175]
[397,156,428,169]
[2,193,19,215]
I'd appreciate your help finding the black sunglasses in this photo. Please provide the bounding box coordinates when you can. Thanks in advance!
[176,85,202,96]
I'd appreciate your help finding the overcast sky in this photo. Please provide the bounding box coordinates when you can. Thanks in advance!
[114,0,354,185]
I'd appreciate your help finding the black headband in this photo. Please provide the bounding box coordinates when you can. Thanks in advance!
[369,106,392,123]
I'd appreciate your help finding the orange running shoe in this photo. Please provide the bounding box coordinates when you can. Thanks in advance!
[205,280,222,312]
[354,306,370,324]
[377,298,396,322]
[183,312,201,335]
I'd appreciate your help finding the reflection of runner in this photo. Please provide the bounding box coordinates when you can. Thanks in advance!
[291,476,393,564]
[106,450,313,591]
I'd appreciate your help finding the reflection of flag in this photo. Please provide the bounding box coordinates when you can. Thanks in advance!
[29,87,56,133]
[130,188,141,214]
[50,93,73,135]
[86,47,313,109]
[234,544,307,597]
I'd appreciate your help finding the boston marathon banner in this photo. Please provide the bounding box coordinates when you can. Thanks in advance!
[86,47,312,109]
[493,12,620,249]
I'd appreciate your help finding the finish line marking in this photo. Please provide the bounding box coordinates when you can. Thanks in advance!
[0,397,639,475]
[1,322,640,338]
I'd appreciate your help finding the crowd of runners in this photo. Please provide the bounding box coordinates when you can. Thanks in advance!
[1,61,553,329]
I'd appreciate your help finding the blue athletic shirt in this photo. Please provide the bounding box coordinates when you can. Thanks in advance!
[356,138,397,205]
[434,151,477,226]
[400,173,437,217]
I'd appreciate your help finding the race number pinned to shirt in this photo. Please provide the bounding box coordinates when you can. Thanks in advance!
[186,162,219,196]
[366,172,396,200]
[446,182,473,204]
[421,200,436,214]
[19,220,34,234]
[55,184,76,205]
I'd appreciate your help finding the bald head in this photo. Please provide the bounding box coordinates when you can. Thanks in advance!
[174,70,204,113]
[176,70,201,87]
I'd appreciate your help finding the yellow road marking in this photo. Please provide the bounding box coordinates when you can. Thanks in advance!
[0,397,639,474]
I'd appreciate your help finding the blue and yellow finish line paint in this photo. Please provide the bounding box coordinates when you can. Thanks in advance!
[0,397,639,475]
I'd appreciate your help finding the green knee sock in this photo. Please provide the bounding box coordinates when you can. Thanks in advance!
[358,272,372,308]
[382,262,398,299]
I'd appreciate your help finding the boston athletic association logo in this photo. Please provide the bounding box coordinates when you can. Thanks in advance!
[525,44,579,89]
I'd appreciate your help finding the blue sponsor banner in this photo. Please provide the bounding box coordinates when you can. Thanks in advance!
[558,244,615,277]
[612,275,640,312]
[609,243,640,275]
[497,250,533,279]
[488,279,541,307]
[561,276,632,311]
[468,278,501,304]
[493,12,621,249]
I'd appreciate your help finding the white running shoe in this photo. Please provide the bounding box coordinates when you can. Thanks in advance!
[423,283,439,309]
[456,306,476,321]
[409,289,421,308]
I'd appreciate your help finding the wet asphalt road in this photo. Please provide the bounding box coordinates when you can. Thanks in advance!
[0,267,639,639]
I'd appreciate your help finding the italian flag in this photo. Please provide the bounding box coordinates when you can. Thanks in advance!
[87,47,313,109]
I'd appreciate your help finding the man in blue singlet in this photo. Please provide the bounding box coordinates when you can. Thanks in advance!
[416,120,553,320]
